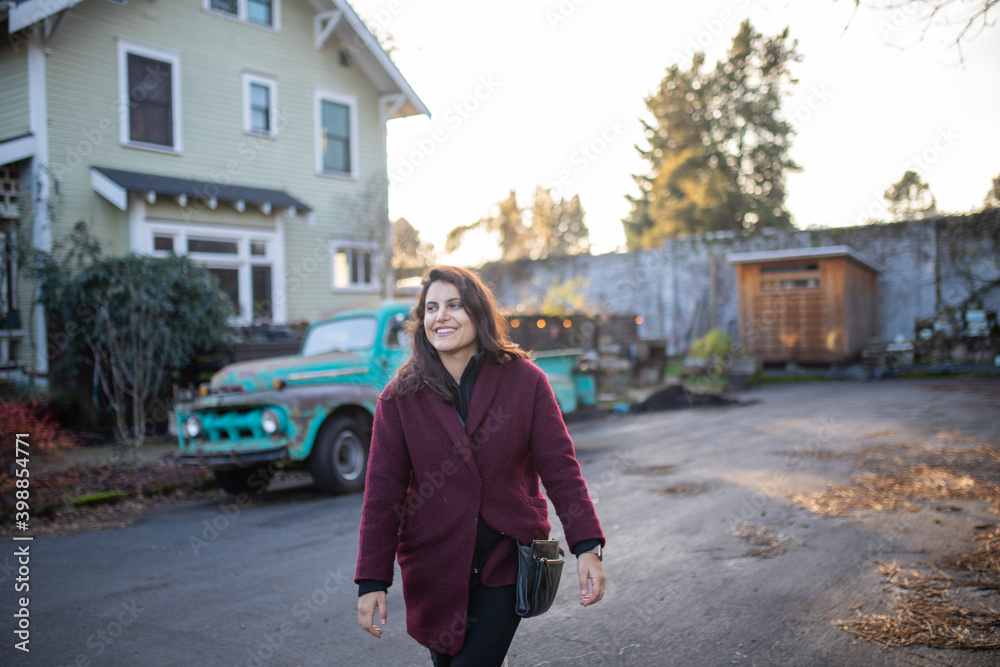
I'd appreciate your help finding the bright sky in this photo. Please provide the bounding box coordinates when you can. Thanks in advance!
[349,0,1000,264]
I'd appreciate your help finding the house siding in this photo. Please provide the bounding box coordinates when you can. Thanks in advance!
[41,0,391,323]
[0,41,30,142]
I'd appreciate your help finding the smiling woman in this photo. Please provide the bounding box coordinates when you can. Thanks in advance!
[423,281,479,381]
[355,266,607,666]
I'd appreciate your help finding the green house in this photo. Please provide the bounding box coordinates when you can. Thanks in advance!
[0,0,428,385]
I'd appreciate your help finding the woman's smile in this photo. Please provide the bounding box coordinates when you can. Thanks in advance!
[424,281,478,364]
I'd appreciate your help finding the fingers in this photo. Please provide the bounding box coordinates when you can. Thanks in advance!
[578,553,606,607]
[358,591,388,638]
[377,591,388,626]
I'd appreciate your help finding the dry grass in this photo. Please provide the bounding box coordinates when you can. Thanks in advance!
[789,442,1000,518]
[788,437,1000,650]
[837,562,1000,650]
[942,525,1000,578]
[790,465,984,517]
[733,523,790,558]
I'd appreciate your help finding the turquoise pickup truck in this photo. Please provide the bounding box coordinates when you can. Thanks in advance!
[175,302,595,495]
[176,302,410,495]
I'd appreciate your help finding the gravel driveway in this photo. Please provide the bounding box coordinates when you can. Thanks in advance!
[2,378,998,666]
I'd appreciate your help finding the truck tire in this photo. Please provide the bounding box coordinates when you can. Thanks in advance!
[309,415,369,495]
[214,466,273,496]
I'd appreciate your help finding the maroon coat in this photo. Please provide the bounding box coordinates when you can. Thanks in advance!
[355,356,604,655]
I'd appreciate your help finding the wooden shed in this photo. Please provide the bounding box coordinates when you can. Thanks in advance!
[727,246,882,364]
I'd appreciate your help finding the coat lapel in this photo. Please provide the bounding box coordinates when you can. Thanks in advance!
[464,357,501,439]
[426,388,482,485]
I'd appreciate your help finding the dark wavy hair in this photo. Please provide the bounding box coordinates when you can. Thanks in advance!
[389,266,527,402]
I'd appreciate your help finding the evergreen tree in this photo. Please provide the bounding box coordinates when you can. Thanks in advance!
[532,187,590,257]
[391,217,436,269]
[984,172,1000,209]
[624,20,801,249]
[447,188,590,261]
[883,170,937,220]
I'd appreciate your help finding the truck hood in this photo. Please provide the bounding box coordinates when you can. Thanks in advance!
[210,350,370,393]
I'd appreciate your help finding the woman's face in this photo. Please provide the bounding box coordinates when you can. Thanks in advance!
[424,280,478,360]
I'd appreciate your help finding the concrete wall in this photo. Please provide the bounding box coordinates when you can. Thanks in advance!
[478,213,1000,357]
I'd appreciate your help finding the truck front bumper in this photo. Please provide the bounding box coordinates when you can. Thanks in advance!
[178,446,288,469]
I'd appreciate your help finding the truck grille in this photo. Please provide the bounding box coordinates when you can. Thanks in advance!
[197,409,270,442]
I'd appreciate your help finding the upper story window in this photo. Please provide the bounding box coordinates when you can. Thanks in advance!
[117,40,182,153]
[315,91,358,179]
[242,73,277,137]
[206,0,279,29]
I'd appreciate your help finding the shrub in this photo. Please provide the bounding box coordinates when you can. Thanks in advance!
[690,329,733,362]
[53,254,229,451]
[0,399,81,489]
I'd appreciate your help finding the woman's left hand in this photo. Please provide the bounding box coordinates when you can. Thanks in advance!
[578,553,605,607]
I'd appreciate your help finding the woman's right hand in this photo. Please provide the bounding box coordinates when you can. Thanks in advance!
[358,591,387,638]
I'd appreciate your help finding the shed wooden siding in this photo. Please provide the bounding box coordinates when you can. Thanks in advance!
[40,0,389,321]
[735,255,879,363]
[0,42,30,142]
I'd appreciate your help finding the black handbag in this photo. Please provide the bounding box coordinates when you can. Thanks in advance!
[515,539,565,618]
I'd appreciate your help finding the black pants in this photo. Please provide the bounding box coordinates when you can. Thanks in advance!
[430,574,520,667]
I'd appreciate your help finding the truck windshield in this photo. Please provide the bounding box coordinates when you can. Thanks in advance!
[301,317,377,356]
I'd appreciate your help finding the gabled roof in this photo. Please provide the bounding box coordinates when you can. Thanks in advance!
[322,0,429,120]
[92,166,311,214]
[6,0,429,121]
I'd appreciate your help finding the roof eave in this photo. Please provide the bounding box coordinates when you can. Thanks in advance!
[329,0,430,120]
[7,0,86,31]
[726,245,885,274]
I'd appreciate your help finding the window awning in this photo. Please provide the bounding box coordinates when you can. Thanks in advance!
[91,166,312,216]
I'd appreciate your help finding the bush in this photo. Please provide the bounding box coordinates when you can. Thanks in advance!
[22,223,231,451]
[690,329,733,362]
[0,399,81,489]
[51,253,230,451]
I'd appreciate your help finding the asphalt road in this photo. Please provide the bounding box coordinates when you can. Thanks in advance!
[2,378,999,666]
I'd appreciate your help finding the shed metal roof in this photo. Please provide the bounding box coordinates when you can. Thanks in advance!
[726,245,884,274]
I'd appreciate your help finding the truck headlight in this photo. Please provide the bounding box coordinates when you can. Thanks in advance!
[184,416,202,438]
[261,408,281,435]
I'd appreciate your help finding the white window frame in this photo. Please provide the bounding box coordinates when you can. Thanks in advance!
[315,90,359,179]
[0,223,18,321]
[117,40,183,153]
[146,220,286,325]
[203,0,281,30]
[329,239,379,292]
[242,73,278,137]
